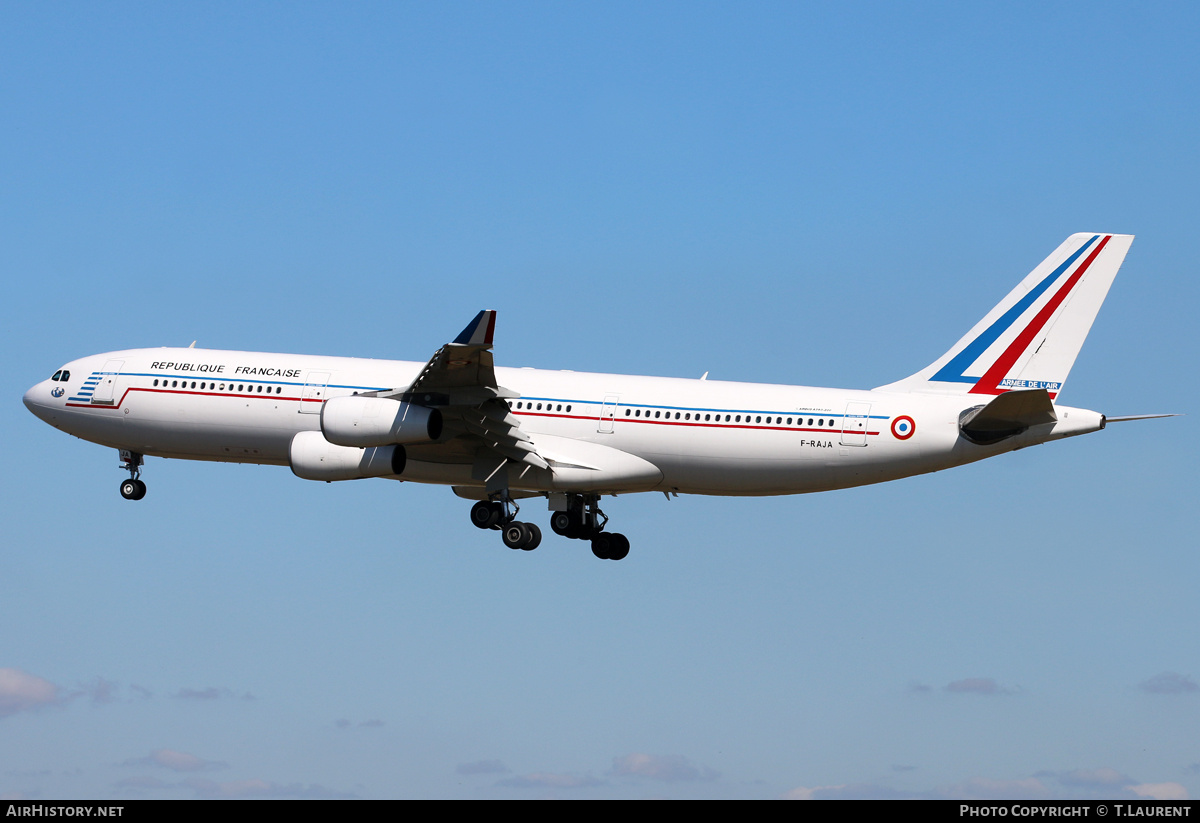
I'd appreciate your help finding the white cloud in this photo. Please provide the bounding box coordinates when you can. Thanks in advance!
[1129,783,1188,801]
[610,753,719,783]
[0,668,63,717]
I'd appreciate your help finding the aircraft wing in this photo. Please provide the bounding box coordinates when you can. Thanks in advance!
[382,311,550,482]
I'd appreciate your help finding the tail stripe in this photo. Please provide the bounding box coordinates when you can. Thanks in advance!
[931,234,1099,385]
[968,234,1112,396]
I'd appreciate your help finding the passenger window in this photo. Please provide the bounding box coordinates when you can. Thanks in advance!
[153,379,159,387]
[566,405,572,412]
[625,409,631,416]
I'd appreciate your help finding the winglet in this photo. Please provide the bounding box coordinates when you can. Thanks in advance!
[453,310,497,346]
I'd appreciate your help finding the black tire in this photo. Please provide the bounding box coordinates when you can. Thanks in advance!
[550,511,572,536]
[502,522,529,550]
[471,500,500,530]
[608,533,629,561]
[132,479,147,500]
[120,479,138,500]
[522,523,542,551]
[591,532,612,560]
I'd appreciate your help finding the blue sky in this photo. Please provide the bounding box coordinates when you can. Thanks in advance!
[3,2,1197,799]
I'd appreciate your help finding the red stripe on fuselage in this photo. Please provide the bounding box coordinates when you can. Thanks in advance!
[515,410,880,434]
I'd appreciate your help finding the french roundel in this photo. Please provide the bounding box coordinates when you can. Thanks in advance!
[891,415,915,440]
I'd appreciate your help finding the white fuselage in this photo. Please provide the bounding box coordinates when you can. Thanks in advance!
[23,347,1105,497]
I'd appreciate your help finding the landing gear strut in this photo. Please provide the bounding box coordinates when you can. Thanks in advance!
[118,450,146,500]
[550,494,629,560]
[469,496,541,551]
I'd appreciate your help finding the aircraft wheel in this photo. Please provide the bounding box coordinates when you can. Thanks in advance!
[132,479,147,500]
[521,523,542,551]
[550,511,573,536]
[502,522,530,550]
[591,532,613,560]
[471,500,500,530]
[120,479,139,500]
[608,533,629,561]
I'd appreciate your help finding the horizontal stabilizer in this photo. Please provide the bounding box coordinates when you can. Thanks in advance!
[959,388,1057,445]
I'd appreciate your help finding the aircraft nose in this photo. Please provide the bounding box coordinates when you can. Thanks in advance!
[24,381,53,423]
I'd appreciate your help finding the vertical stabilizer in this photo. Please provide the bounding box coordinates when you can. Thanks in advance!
[876,233,1133,399]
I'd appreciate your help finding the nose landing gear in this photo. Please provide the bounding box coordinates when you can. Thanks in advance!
[118,450,146,500]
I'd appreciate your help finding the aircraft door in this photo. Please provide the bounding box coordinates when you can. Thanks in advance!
[597,395,619,433]
[299,371,331,414]
[90,359,126,406]
[840,402,871,447]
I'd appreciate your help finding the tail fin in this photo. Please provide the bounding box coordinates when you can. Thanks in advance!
[876,233,1134,399]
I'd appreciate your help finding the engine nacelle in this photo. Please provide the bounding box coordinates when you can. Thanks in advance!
[289,430,407,481]
[320,396,442,447]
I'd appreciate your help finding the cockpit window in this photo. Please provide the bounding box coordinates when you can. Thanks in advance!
[52,370,62,381]
[61,370,70,381]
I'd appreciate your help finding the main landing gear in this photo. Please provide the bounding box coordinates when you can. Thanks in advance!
[118,450,146,500]
[470,498,542,551]
[468,493,630,560]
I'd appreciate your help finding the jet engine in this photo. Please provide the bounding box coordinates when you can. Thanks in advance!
[320,396,442,447]
[288,430,406,481]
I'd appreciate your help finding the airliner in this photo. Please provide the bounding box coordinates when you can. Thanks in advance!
[23,233,1168,560]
